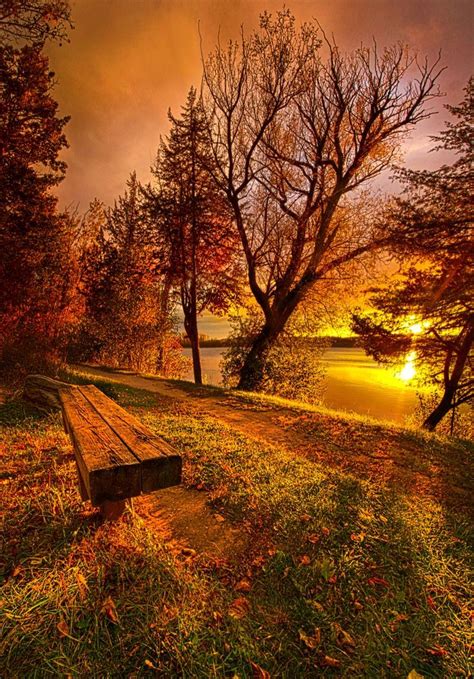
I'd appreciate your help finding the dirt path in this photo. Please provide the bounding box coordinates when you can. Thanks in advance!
[73,364,314,454]
[73,365,472,525]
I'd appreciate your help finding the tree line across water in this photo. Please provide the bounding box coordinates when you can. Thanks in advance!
[0,2,472,434]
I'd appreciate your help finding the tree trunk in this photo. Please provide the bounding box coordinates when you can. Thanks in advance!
[422,322,473,431]
[237,317,285,391]
[184,311,202,385]
[422,387,455,431]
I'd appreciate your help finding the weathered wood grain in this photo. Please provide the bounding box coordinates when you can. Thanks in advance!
[23,374,70,411]
[78,385,182,492]
[60,388,142,506]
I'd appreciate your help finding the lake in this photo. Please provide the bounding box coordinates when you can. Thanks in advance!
[183,347,421,424]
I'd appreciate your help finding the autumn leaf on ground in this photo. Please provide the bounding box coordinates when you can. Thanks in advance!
[235,579,252,592]
[307,534,320,544]
[144,659,157,669]
[101,596,119,624]
[57,618,70,638]
[252,555,266,568]
[229,597,251,619]
[367,576,390,588]
[298,555,311,566]
[300,513,312,522]
[407,671,424,679]
[350,532,365,542]
[75,572,89,601]
[333,622,356,649]
[250,660,271,678]
[426,645,448,657]
[299,627,321,649]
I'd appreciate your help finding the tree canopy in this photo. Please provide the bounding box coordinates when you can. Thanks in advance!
[202,9,443,390]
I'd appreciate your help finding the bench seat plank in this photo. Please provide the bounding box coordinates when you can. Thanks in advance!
[78,385,182,492]
[60,387,142,506]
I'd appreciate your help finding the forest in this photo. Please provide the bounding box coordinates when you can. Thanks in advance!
[1,4,472,432]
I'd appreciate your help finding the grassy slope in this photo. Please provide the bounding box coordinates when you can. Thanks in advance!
[0,372,472,678]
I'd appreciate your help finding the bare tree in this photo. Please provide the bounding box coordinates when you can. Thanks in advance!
[0,0,71,46]
[202,9,443,390]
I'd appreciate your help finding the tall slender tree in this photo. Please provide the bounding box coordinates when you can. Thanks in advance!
[147,88,240,384]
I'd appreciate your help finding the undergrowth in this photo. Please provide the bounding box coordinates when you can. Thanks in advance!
[0,374,472,677]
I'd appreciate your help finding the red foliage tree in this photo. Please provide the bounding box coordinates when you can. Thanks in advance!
[0,44,69,375]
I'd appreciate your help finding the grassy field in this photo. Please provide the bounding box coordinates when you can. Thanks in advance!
[1,371,473,677]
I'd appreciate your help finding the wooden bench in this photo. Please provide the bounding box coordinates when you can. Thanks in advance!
[24,375,182,519]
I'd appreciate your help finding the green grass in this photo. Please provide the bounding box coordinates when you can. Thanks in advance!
[1,374,472,677]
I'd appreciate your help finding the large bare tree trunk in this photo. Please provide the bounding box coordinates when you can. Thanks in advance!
[422,389,455,431]
[237,314,288,391]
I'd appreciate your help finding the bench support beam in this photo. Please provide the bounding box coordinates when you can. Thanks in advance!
[100,499,127,521]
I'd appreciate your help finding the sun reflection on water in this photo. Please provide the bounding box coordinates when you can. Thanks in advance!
[398,350,417,382]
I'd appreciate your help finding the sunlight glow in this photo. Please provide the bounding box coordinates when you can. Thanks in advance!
[398,350,417,382]
[409,322,423,335]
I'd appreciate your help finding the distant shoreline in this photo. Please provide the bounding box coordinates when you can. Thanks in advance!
[181,336,358,349]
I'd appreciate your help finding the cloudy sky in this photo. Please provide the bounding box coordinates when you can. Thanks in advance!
[46,0,472,336]
[48,0,472,209]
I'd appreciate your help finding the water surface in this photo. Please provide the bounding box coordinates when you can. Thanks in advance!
[183,347,420,424]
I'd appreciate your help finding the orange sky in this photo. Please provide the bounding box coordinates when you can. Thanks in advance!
[47,0,473,210]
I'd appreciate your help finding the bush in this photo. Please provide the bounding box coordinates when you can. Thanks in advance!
[222,311,327,402]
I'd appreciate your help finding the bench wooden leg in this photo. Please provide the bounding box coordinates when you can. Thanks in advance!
[76,464,89,502]
[100,499,127,521]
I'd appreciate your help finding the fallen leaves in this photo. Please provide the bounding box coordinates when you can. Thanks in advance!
[250,660,270,678]
[407,670,424,679]
[11,565,24,578]
[389,613,409,632]
[101,596,119,624]
[57,618,70,638]
[350,532,365,543]
[426,644,448,657]
[321,655,341,668]
[299,627,321,649]
[307,533,320,545]
[333,622,356,650]
[298,555,311,566]
[235,579,252,593]
[75,572,88,601]
[229,597,251,619]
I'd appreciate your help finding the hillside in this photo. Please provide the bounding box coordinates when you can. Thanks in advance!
[1,368,472,677]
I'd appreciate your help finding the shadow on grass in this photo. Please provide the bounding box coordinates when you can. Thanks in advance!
[0,398,48,427]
